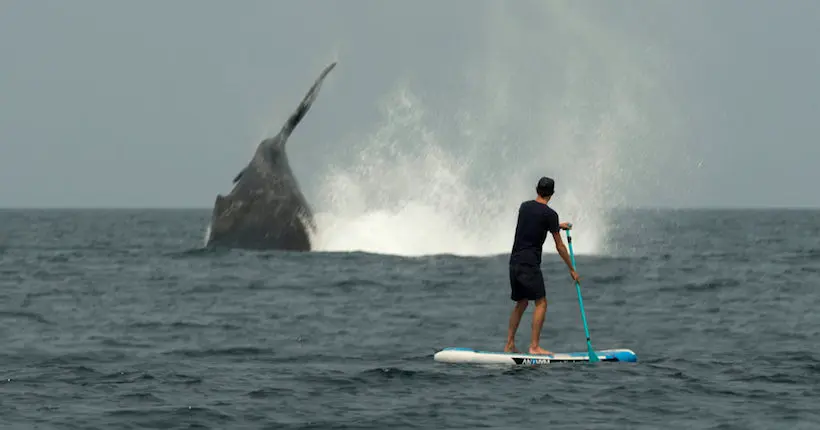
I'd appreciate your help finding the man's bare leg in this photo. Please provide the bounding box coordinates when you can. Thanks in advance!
[504,299,528,352]
[529,297,553,355]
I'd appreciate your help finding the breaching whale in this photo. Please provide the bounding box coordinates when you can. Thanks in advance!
[205,62,336,251]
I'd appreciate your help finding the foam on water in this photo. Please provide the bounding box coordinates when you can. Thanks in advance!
[312,2,686,257]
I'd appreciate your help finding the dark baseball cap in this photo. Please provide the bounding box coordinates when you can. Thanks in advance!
[536,176,555,196]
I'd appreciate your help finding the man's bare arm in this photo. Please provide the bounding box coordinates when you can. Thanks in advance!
[552,230,580,282]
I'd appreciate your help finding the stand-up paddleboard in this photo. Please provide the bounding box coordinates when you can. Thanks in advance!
[433,347,637,365]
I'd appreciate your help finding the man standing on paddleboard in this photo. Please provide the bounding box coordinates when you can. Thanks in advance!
[505,176,580,355]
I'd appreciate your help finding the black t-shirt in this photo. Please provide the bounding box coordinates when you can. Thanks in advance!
[509,200,560,266]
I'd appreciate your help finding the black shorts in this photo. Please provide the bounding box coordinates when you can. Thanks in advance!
[509,263,546,301]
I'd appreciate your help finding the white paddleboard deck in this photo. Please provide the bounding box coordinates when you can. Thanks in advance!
[433,347,637,365]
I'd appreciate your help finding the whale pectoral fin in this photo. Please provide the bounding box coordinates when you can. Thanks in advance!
[280,62,337,138]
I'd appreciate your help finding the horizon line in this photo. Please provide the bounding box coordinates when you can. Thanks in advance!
[2,205,820,211]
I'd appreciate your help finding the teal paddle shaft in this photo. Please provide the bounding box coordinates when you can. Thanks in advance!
[566,227,599,363]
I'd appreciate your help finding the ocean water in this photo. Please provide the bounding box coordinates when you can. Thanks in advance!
[1,208,819,429]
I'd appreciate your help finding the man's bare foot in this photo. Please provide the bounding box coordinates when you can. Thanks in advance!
[504,343,520,353]
[529,346,553,355]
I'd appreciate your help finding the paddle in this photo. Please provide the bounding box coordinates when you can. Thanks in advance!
[565,225,599,363]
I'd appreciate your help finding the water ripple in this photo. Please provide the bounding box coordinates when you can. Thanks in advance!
[0,209,819,429]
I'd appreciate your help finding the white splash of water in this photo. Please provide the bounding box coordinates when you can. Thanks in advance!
[313,87,515,256]
[203,222,211,247]
[311,3,683,257]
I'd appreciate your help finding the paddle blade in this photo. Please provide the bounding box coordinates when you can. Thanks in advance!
[587,343,599,363]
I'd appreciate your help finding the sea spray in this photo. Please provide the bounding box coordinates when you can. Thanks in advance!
[312,2,685,257]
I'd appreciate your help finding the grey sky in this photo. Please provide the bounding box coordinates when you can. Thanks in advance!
[2,0,818,209]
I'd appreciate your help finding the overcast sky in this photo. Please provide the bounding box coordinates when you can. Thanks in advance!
[2,0,818,209]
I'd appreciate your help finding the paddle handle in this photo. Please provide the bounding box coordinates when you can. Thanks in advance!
[566,227,578,270]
